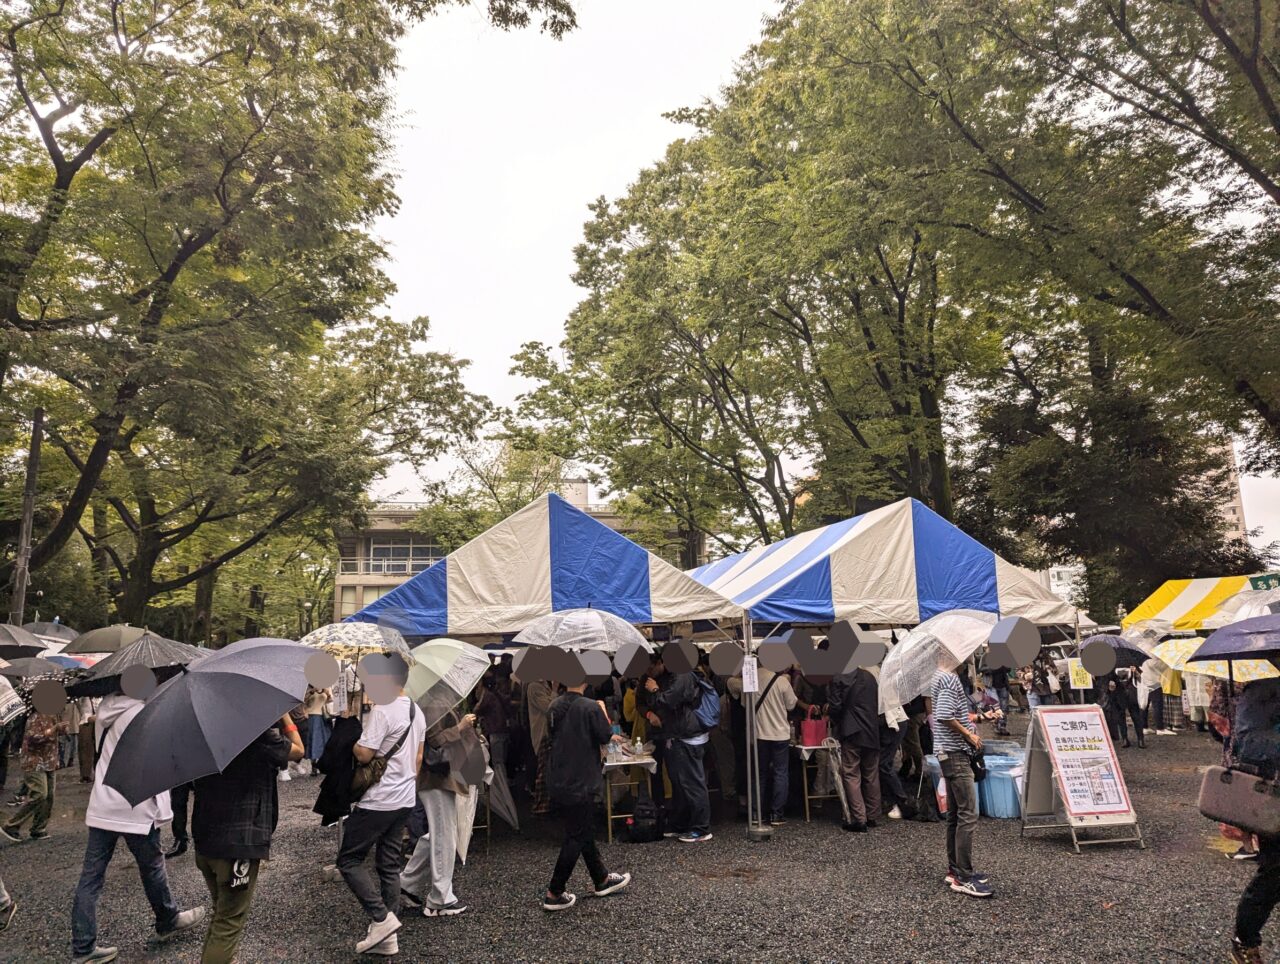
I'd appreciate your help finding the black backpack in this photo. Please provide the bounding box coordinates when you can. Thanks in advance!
[626,787,662,843]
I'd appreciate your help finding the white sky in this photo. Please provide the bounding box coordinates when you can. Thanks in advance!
[371,0,1280,554]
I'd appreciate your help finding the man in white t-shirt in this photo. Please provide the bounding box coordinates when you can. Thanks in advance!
[337,659,426,957]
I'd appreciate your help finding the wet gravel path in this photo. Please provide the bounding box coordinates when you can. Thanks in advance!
[0,715,1261,962]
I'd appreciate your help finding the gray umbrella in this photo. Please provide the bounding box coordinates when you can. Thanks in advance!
[0,625,45,660]
[104,637,311,806]
[23,621,79,644]
[65,624,150,655]
[0,656,65,679]
[67,633,205,698]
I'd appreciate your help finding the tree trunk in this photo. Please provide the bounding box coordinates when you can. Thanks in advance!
[193,562,217,648]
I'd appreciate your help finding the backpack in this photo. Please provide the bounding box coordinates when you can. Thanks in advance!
[626,787,662,843]
[692,676,721,732]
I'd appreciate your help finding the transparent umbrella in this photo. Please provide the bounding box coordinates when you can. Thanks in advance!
[878,610,998,714]
[514,608,652,654]
[405,638,491,731]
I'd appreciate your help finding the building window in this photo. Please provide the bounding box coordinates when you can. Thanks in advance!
[366,534,442,575]
[338,586,358,618]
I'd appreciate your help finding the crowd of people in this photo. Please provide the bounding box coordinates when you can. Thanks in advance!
[0,636,1275,962]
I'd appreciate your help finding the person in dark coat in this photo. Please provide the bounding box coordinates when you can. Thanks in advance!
[313,715,363,827]
[540,683,630,911]
[644,657,712,842]
[828,668,881,832]
[1100,671,1144,748]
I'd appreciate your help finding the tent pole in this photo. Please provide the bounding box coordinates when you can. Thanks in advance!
[743,613,771,841]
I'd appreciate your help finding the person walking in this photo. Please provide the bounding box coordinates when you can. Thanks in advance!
[829,666,881,833]
[192,716,302,963]
[931,657,992,898]
[70,694,206,963]
[644,655,712,843]
[1229,675,1280,963]
[399,707,478,918]
[338,660,425,957]
[0,707,68,842]
[541,682,631,911]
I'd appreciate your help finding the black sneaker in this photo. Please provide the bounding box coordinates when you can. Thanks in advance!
[841,821,868,833]
[29,830,49,841]
[0,826,21,843]
[542,892,576,912]
[590,873,631,897]
[423,901,467,917]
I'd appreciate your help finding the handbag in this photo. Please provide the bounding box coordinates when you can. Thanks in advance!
[800,704,829,747]
[1199,765,1280,837]
[350,703,416,801]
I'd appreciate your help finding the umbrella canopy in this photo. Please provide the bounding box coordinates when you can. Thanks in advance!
[23,621,78,643]
[67,634,205,698]
[66,624,150,655]
[514,608,652,654]
[300,622,412,660]
[1202,587,1280,629]
[878,610,999,714]
[1153,638,1279,684]
[0,656,66,679]
[0,625,45,661]
[1191,614,1280,663]
[104,637,311,806]
[0,677,23,727]
[406,638,491,731]
[1080,633,1149,669]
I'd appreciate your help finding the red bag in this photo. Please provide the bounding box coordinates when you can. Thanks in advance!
[799,705,829,747]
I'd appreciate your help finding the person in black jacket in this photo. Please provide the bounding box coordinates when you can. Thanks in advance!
[541,684,631,912]
[193,717,302,964]
[828,668,881,832]
[643,656,712,843]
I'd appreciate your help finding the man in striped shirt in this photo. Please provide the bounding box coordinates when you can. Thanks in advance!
[930,660,993,898]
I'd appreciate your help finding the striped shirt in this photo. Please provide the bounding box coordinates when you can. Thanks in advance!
[930,670,975,753]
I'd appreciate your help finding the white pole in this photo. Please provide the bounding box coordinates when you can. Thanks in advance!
[743,613,771,841]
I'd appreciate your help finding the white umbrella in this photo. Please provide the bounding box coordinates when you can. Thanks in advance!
[1202,588,1280,630]
[405,638,490,731]
[300,622,412,660]
[878,609,999,714]
[514,608,652,654]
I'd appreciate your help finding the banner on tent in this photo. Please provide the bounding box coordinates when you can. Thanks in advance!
[1020,704,1145,853]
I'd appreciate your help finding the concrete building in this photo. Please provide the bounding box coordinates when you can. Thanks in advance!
[1219,444,1249,542]
[332,481,627,623]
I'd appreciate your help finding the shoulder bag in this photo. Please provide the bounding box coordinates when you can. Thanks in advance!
[351,703,417,801]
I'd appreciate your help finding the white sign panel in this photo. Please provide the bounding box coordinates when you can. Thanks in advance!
[1038,705,1134,819]
[741,655,759,694]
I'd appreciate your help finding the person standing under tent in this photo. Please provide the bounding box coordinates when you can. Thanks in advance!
[829,666,881,833]
[1138,657,1169,735]
[70,693,206,963]
[1229,675,1280,964]
[192,716,302,963]
[541,681,631,911]
[474,672,509,769]
[645,656,712,844]
[931,658,992,898]
[727,665,796,826]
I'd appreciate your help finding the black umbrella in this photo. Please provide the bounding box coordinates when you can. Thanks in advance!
[23,621,79,644]
[104,637,311,806]
[0,625,45,660]
[1191,614,1280,663]
[66,633,205,698]
[65,624,150,656]
[0,657,66,679]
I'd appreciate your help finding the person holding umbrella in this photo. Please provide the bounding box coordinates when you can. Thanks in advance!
[192,715,302,963]
[70,691,207,963]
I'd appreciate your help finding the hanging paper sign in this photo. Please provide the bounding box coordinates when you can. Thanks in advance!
[1067,658,1093,690]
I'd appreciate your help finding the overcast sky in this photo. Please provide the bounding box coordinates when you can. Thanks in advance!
[372,0,1280,554]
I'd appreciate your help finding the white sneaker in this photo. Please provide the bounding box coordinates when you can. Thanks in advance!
[157,906,206,941]
[364,934,398,956]
[887,806,903,820]
[355,913,401,954]
[278,769,292,782]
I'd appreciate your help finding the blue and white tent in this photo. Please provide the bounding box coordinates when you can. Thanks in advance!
[689,498,1082,626]
[349,494,743,636]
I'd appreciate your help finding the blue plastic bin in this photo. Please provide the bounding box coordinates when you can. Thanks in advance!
[978,755,1023,818]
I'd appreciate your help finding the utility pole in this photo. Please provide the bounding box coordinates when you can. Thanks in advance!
[8,408,43,626]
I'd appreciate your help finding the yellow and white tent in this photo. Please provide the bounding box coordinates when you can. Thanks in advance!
[1124,574,1280,632]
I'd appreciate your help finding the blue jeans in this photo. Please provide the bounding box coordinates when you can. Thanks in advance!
[306,714,330,761]
[758,739,789,819]
[72,826,179,955]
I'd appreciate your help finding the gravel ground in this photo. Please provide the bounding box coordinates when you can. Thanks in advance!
[0,715,1263,963]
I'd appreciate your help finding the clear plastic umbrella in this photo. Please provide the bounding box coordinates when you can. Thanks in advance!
[405,638,491,731]
[514,608,652,654]
[878,610,998,714]
[1202,588,1280,630]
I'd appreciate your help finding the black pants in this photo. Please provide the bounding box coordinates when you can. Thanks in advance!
[170,783,191,842]
[1107,703,1143,744]
[548,802,608,896]
[1142,693,1164,731]
[665,739,710,835]
[1238,835,1280,947]
[338,805,412,922]
[878,723,908,811]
